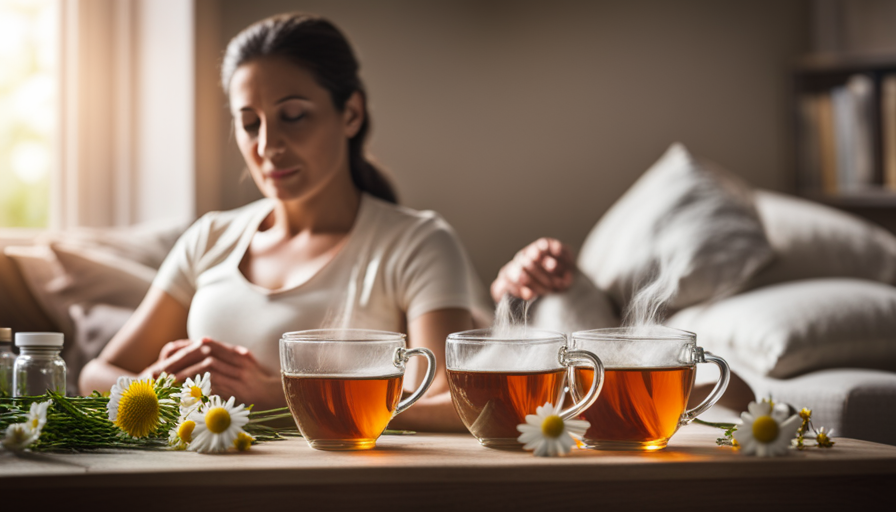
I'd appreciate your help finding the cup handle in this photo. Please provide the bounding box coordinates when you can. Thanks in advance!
[392,347,437,416]
[680,348,730,424]
[558,347,605,421]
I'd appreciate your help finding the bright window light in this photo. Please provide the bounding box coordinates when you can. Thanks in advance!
[0,0,58,228]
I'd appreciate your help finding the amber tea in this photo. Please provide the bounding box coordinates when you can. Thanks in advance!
[573,366,695,450]
[448,368,566,446]
[283,373,404,450]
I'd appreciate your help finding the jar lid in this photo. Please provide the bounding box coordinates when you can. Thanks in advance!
[0,327,11,342]
[15,332,64,347]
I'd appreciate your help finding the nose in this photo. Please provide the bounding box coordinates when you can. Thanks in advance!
[256,120,286,160]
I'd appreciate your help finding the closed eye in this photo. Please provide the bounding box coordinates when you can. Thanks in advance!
[281,111,305,122]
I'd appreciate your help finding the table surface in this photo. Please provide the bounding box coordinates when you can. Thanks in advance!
[3,424,894,510]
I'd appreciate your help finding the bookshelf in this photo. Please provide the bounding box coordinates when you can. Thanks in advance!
[794,54,896,208]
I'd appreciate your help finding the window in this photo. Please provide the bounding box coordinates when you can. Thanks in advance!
[0,0,59,228]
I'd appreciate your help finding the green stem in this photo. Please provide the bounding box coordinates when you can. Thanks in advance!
[693,418,738,430]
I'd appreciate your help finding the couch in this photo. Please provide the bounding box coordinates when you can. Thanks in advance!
[3,143,895,446]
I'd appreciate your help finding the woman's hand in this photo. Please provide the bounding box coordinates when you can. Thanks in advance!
[491,237,575,302]
[147,337,284,410]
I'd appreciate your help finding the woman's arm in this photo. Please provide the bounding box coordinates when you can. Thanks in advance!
[386,307,473,432]
[78,286,189,394]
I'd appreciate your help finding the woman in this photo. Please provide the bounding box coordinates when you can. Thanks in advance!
[80,13,485,431]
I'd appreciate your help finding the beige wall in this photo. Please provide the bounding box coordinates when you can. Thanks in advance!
[205,0,811,285]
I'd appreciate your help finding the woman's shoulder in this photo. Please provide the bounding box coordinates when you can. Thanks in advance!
[176,198,274,260]
[359,194,468,267]
[362,194,454,237]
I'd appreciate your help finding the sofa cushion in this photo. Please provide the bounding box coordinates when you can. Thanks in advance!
[50,242,156,311]
[729,362,896,446]
[3,245,72,339]
[578,143,773,320]
[667,278,896,378]
[0,239,57,334]
[746,190,896,289]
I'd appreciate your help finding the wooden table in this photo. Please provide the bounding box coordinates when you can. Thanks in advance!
[1,424,893,511]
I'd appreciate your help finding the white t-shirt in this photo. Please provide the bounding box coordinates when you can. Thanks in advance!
[153,193,487,371]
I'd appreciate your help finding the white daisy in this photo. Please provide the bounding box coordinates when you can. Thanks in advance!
[168,416,197,451]
[188,395,250,453]
[179,372,211,411]
[106,376,177,438]
[25,400,52,436]
[516,402,590,457]
[814,426,835,448]
[1,423,39,451]
[733,400,801,457]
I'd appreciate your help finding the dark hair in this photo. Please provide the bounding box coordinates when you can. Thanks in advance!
[222,13,397,203]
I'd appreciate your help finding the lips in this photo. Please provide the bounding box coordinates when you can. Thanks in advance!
[267,168,299,180]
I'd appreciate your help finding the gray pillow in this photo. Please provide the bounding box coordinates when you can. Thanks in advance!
[667,278,896,378]
[746,190,896,289]
[578,143,773,318]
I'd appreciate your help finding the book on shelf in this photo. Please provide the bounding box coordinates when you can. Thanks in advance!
[797,73,889,195]
[885,74,896,191]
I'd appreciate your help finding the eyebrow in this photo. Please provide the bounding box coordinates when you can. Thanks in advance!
[238,94,309,112]
[276,94,309,104]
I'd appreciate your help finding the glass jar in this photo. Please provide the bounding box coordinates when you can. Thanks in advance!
[0,328,14,397]
[13,332,66,397]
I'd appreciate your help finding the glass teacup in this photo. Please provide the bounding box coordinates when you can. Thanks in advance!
[279,329,435,451]
[569,326,730,451]
[446,328,604,448]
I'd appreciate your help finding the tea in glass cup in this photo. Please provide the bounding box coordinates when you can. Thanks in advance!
[447,328,604,448]
[569,326,729,451]
[280,329,436,451]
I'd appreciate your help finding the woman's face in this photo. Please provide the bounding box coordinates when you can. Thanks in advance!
[229,56,363,202]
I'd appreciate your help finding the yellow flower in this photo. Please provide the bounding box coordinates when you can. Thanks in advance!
[799,408,812,421]
[168,418,197,450]
[516,402,590,457]
[233,432,255,452]
[107,376,176,438]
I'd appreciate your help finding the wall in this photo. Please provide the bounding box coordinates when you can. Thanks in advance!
[208,0,811,284]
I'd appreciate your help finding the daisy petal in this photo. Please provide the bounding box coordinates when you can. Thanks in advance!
[518,431,540,444]
[748,401,770,418]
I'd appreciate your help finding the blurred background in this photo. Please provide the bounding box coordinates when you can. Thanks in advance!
[2,0,896,285]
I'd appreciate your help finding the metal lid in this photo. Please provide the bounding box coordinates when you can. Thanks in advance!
[15,332,64,347]
[0,327,11,342]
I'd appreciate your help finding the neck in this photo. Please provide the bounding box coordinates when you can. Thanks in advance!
[268,171,362,236]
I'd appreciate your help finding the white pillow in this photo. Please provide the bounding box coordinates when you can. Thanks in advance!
[578,143,773,316]
[50,242,156,310]
[666,278,896,378]
[746,190,896,289]
[41,219,187,270]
